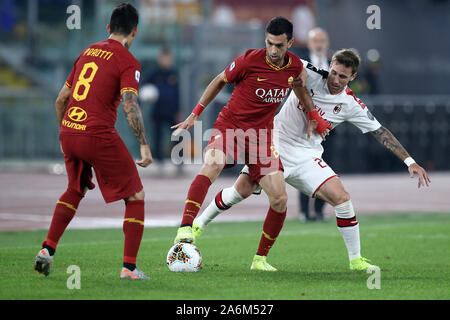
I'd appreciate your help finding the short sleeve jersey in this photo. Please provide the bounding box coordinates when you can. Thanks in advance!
[61,38,141,136]
[216,48,303,130]
[274,59,381,151]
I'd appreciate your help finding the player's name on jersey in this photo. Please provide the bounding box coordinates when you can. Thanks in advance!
[83,48,114,61]
[62,119,86,131]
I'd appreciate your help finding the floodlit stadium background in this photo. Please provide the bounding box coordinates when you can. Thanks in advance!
[0,0,449,230]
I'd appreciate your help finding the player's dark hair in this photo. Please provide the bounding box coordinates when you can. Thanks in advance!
[109,3,139,36]
[265,16,293,41]
[332,49,361,74]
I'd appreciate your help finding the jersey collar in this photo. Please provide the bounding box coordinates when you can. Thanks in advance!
[265,54,292,71]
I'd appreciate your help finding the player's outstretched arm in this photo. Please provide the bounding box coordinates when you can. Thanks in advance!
[370,126,431,188]
[172,71,227,136]
[290,69,331,140]
[122,91,153,167]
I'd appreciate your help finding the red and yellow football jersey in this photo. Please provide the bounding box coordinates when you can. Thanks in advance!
[61,38,141,136]
[217,48,302,130]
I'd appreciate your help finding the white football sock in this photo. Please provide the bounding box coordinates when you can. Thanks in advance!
[195,186,244,228]
[334,200,361,261]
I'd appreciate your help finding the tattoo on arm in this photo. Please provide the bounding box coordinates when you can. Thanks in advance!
[122,91,148,145]
[370,126,409,161]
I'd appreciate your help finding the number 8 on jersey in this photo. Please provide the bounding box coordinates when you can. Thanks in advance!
[72,62,99,102]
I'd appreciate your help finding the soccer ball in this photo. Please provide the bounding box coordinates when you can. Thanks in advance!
[166,243,202,272]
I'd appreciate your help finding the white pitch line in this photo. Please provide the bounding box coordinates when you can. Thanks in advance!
[0,212,267,230]
[0,212,180,229]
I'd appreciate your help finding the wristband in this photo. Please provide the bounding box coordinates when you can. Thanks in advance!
[307,110,319,120]
[192,103,205,116]
[404,157,416,167]
[308,110,332,134]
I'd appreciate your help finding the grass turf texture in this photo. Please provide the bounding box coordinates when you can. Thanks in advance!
[0,213,449,300]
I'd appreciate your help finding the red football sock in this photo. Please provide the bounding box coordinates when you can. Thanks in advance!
[180,174,212,226]
[43,189,83,250]
[123,200,145,265]
[256,207,287,256]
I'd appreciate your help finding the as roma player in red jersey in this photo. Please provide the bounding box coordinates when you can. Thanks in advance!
[172,17,331,270]
[34,3,152,280]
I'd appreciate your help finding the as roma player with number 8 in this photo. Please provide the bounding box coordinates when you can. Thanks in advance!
[34,3,153,280]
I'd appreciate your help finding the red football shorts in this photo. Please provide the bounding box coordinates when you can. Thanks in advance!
[205,121,283,183]
[60,133,143,203]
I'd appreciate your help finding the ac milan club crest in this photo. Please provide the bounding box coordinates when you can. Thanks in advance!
[333,103,343,114]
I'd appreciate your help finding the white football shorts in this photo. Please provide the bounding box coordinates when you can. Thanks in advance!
[240,141,337,197]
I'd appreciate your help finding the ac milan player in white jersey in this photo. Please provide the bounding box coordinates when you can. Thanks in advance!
[192,49,431,271]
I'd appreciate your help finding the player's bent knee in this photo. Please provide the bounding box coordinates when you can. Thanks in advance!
[270,193,288,211]
[234,185,253,199]
[206,161,225,173]
[326,189,350,207]
[335,191,350,206]
[234,179,256,199]
[125,189,145,202]
[200,162,225,183]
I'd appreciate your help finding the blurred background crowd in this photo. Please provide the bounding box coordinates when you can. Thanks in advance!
[0,0,449,180]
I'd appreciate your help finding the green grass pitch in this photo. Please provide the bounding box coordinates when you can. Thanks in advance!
[0,213,449,300]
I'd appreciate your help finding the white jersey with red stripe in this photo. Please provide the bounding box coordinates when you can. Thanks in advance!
[274,59,381,156]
